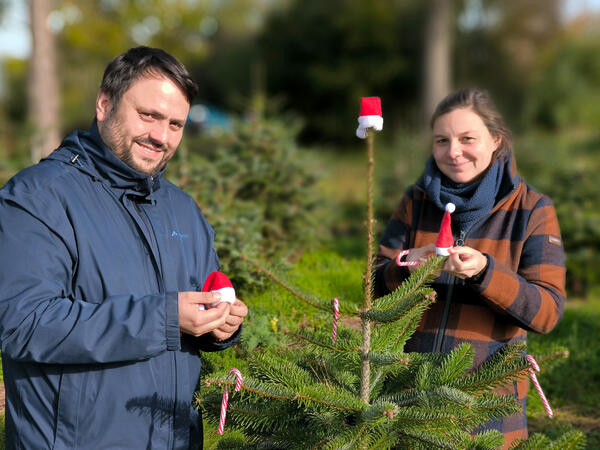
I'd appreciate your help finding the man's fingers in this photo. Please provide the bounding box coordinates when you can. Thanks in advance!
[215,323,239,334]
[196,292,222,304]
[229,299,248,317]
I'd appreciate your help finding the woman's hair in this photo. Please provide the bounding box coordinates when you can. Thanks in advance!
[99,46,198,110]
[430,88,513,162]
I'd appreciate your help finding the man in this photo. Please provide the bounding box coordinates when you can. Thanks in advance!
[0,47,247,449]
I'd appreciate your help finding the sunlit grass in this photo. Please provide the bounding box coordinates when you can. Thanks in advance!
[527,298,600,449]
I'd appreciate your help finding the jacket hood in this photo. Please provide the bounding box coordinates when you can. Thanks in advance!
[45,119,163,199]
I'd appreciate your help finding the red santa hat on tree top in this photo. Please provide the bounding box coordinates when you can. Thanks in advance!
[199,271,236,310]
[436,203,456,256]
[356,97,383,139]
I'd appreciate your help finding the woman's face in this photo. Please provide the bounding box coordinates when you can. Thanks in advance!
[432,107,500,184]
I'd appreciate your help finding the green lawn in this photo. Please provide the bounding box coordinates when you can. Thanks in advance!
[527,298,600,449]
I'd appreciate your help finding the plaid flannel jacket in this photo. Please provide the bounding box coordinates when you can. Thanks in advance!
[375,163,565,447]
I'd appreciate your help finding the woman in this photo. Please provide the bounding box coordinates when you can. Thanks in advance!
[375,88,565,447]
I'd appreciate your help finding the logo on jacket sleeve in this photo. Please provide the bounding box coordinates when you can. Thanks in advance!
[548,236,561,246]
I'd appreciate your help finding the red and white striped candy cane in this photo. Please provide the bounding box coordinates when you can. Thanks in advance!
[217,368,243,435]
[332,297,340,343]
[396,250,420,267]
[526,355,553,418]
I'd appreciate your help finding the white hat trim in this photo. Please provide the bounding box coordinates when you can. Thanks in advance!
[436,246,452,256]
[358,115,383,131]
[214,286,236,304]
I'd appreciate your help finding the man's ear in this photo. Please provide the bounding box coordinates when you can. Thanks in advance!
[96,91,112,122]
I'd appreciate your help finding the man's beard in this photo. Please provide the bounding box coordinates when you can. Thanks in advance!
[119,136,168,176]
[100,114,169,176]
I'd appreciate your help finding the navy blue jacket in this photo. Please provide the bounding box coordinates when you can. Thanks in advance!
[0,123,239,449]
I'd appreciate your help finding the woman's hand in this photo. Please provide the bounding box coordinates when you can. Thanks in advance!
[444,246,488,279]
[402,244,437,273]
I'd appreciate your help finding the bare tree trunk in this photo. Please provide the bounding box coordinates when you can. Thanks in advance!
[360,132,375,406]
[422,0,452,125]
[28,0,60,163]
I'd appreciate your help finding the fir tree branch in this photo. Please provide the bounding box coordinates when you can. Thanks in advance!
[241,255,332,313]
[287,329,362,353]
[371,255,445,311]
[205,377,361,414]
[293,392,361,413]
[204,377,293,402]
[366,288,436,323]
[452,343,530,393]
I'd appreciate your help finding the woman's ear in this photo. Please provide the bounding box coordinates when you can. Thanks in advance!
[492,134,502,152]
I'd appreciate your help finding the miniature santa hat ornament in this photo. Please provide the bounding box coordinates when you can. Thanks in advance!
[436,203,456,256]
[199,271,236,310]
[356,97,383,139]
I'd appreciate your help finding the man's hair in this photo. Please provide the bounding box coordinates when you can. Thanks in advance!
[430,88,513,163]
[99,46,198,109]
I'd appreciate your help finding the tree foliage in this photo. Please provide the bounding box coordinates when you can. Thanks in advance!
[202,256,538,449]
[167,113,330,291]
[256,0,426,142]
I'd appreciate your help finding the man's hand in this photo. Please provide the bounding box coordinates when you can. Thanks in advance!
[444,246,487,279]
[211,298,248,341]
[178,291,230,337]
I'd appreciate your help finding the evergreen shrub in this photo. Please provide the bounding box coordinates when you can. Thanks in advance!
[517,132,600,298]
[168,116,331,291]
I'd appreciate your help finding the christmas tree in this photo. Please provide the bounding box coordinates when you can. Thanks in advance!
[202,100,584,449]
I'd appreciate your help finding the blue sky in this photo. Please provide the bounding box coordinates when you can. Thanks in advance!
[0,0,28,58]
[1,0,600,59]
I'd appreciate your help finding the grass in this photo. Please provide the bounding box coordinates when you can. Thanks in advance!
[527,298,600,449]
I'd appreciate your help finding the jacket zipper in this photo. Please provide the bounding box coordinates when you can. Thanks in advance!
[432,229,467,353]
[131,200,165,292]
[132,197,173,446]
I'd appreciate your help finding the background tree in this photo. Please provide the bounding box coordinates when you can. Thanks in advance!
[254,0,426,143]
[454,0,563,131]
[28,0,60,162]
[422,0,453,124]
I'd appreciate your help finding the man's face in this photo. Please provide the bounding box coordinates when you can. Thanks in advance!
[96,74,190,176]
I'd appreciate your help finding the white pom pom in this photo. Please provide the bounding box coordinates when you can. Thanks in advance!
[445,203,455,213]
[356,126,367,139]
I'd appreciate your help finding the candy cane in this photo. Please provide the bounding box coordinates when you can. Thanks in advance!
[217,368,243,435]
[332,297,340,343]
[396,250,420,267]
[526,355,553,418]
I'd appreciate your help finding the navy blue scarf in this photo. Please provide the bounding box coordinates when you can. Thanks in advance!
[420,155,516,231]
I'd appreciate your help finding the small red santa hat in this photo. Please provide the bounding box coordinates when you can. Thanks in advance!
[356,97,383,139]
[436,203,456,256]
[199,271,236,310]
